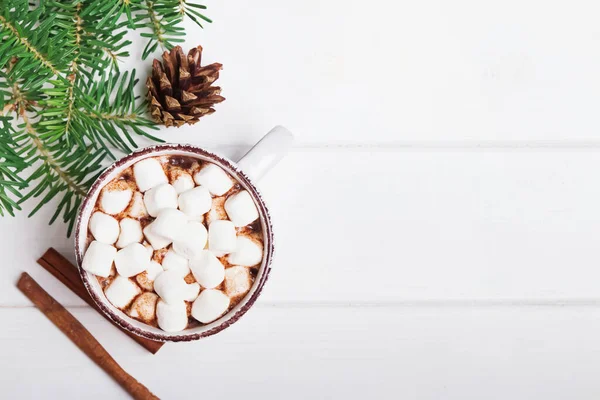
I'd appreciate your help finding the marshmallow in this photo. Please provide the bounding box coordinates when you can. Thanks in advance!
[191,289,230,323]
[116,218,143,249]
[114,242,151,277]
[189,251,225,289]
[146,260,164,280]
[208,220,236,256]
[143,241,154,257]
[151,208,188,241]
[162,250,190,277]
[205,196,227,225]
[224,190,259,227]
[104,275,141,309]
[172,221,208,260]
[156,300,188,332]
[153,269,191,304]
[193,163,233,196]
[81,241,116,278]
[129,292,159,322]
[136,260,164,291]
[172,173,194,194]
[228,236,263,266]
[224,266,252,297]
[100,188,132,215]
[143,222,172,250]
[178,186,212,219]
[133,157,168,192]
[89,211,119,244]
[128,191,148,218]
[143,183,178,217]
[185,282,201,302]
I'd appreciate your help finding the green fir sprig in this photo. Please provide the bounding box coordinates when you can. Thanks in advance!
[0,0,211,235]
[133,0,212,60]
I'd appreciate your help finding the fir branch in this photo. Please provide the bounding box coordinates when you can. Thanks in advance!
[0,0,213,234]
[42,1,83,149]
[78,69,162,156]
[132,0,210,59]
[76,6,132,78]
[0,115,27,217]
[7,76,102,234]
[84,111,139,121]
[0,15,62,77]
[2,64,93,231]
[35,1,141,151]
[14,115,104,235]
[139,0,170,58]
[18,109,88,199]
[9,78,88,197]
[176,0,212,28]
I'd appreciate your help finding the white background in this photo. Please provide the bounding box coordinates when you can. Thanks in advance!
[3,0,600,398]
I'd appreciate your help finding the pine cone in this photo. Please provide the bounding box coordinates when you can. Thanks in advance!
[146,45,225,127]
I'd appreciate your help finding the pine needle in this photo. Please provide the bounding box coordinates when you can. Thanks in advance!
[0,0,211,235]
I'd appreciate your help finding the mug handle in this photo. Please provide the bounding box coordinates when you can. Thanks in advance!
[237,125,294,181]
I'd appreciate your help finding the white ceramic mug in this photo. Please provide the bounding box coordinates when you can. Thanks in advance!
[75,126,293,342]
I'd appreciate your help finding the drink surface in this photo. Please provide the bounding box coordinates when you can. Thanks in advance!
[81,155,264,332]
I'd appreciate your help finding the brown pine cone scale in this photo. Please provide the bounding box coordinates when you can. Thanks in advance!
[146,45,225,127]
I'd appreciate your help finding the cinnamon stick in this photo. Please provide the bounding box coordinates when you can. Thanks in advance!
[37,248,164,354]
[17,272,159,400]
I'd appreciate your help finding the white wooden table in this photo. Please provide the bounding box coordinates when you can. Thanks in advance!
[3,1,600,398]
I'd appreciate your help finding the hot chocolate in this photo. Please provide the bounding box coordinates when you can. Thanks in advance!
[81,155,263,332]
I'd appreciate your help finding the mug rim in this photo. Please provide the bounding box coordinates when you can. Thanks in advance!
[74,143,274,342]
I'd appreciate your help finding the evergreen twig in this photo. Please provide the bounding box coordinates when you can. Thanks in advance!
[0,0,211,234]
[132,0,210,60]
